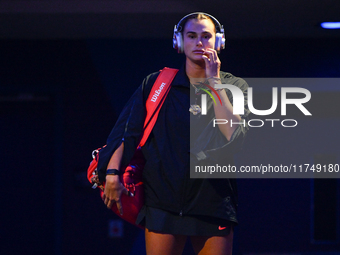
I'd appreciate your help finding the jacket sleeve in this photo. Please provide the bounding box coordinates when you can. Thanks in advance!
[97,72,159,182]
[190,74,250,162]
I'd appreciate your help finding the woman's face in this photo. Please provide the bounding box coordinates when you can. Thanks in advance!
[183,18,216,64]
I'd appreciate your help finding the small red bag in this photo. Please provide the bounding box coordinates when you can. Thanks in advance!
[87,147,145,228]
[87,68,178,228]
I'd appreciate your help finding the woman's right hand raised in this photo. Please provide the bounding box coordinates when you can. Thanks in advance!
[102,175,130,215]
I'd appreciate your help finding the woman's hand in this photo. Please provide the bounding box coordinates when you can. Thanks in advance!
[102,175,129,215]
[202,48,221,78]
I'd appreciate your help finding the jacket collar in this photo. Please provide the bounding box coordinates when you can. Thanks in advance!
[170,63,228,88]
[171,63,190,88]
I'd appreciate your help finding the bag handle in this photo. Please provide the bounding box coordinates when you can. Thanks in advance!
[138,67,178,148]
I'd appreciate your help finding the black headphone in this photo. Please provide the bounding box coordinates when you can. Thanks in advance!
[173,12,226,53]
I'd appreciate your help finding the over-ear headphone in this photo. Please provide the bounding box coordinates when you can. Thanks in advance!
[173,12,226,53]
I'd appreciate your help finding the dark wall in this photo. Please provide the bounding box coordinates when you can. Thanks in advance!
[1,37,339,255]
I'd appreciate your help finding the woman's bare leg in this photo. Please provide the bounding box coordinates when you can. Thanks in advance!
[145,228,187,255]
[190,228,233,255]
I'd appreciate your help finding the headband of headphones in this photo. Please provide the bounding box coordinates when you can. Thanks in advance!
[173,12,226,53]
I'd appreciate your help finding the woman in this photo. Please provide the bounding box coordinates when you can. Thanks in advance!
[98,12,249,255]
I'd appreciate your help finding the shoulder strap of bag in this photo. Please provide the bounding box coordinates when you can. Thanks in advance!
[138,67,179,148]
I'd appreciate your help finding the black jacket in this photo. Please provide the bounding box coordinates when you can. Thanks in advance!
[97,65,249,223]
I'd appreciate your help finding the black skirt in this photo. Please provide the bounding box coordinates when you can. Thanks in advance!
[136,206,234,236]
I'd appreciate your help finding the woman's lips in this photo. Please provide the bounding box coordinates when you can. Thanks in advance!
[193,50,205,54]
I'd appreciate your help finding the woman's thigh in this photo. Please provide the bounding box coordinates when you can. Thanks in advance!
[145,228,188,255]
[190,228,234,255]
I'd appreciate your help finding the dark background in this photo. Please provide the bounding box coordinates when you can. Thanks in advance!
[1,1,340,255]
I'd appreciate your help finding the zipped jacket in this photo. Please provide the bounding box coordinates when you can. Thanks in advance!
[97,65,249,223]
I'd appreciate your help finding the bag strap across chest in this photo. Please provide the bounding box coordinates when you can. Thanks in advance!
[138,67,178,148]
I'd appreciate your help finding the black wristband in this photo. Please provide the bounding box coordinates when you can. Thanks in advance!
[106,169,120,175]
